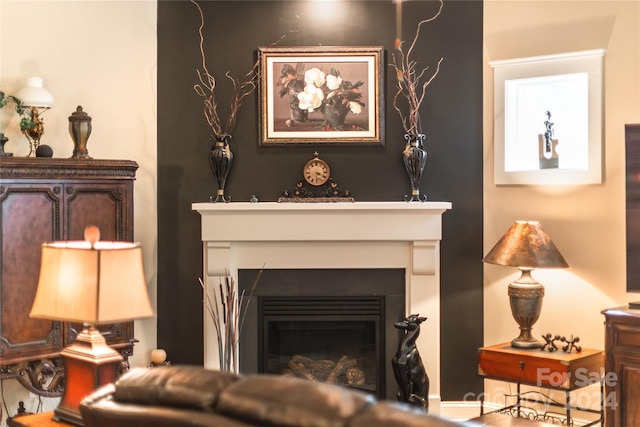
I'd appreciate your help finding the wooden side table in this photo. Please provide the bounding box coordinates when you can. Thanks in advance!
[7,412,75,427]
[478,342,604,426]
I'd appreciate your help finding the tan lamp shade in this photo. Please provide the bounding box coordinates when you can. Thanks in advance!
[30,239,153,324]
[483,220,568,269]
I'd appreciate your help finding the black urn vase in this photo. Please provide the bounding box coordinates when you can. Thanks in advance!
[208,134,233,202]
[402,134,427,202]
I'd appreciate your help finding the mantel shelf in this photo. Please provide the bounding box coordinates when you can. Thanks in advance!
[192,201,452,243]
[192,201,452,212]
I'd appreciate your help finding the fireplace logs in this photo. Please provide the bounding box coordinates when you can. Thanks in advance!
[284,355,365,386]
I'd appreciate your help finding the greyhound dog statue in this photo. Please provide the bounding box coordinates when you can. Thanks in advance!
[391,314,429,412]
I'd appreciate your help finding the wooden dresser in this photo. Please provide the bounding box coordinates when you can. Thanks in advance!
[602,306,640,427]
[0,157,138,397]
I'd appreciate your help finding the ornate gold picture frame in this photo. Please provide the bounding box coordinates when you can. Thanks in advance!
[258,46,384,146]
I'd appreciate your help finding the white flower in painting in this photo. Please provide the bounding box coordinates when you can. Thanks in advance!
[349,101,363,114]
[297,84,325,112]
[304,68,326,88]
[326,75,343,90]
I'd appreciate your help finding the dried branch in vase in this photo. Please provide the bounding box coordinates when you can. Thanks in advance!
[199,267,263,373]
[191,0,299,138]
[390,0,444,136]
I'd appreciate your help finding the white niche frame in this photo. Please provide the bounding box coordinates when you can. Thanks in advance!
[490,49,605,185]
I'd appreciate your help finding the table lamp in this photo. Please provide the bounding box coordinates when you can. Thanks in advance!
[483,220,568,349]
[30,226,153,425]
[15,76,54,156]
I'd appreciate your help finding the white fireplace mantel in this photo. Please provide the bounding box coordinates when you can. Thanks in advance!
[193,201,451,410]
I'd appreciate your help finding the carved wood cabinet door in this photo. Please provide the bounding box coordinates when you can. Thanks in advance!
[62,182,135,350]
[0,182,65,363]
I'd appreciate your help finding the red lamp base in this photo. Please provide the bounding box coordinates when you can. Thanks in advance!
[53,326,123,426]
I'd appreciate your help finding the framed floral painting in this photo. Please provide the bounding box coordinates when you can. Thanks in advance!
[258,46,384,146]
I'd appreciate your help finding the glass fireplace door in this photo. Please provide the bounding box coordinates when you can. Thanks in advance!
[259,297,384,397]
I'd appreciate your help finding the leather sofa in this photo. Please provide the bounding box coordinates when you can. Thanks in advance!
[80,366,476,427]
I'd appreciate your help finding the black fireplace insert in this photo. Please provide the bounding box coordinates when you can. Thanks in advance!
[260,296,383,396]
[238,268,405,401]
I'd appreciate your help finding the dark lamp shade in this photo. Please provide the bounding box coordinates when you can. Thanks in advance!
[30,240,153,324]
[483,220,568,269]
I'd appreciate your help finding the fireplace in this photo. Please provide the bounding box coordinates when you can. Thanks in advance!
[238,268,405,400]
[193,202,450,410]
[261,297,382,395]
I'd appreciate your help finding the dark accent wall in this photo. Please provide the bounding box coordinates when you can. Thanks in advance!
[157,0,483,400]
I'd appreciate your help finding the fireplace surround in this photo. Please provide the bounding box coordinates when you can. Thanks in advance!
[193,201,451,410]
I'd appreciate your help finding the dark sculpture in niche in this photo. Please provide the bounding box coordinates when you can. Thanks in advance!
[392,314,429,412]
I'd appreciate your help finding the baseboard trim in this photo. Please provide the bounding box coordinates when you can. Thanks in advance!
[439,401,484,421]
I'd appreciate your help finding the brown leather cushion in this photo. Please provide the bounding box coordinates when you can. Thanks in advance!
[216,374,375,427]
[113,366,240,412]
[81,396,257,427]
[349,401,465,427]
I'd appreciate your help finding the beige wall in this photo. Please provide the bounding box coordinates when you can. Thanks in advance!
[483,0,640,414]
[0,0,157,422]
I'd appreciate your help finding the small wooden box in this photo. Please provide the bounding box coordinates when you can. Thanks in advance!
[478,343,604,390]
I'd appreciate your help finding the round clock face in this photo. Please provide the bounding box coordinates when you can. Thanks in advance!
[303,158,330,186]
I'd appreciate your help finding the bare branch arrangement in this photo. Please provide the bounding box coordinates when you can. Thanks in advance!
[199,267,263,373]
[191,0,298,137]
[389,0,444,136]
